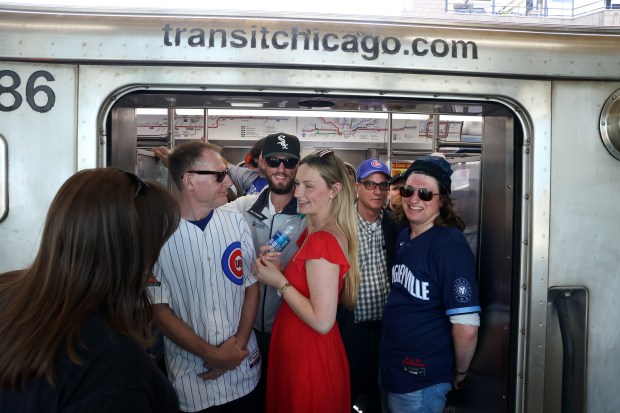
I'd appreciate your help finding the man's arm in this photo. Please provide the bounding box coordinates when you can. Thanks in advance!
[152,303,248,372]
[153,146,170,167]
[452,323,478,389]
[228,164,259,194]
[235,283,259,349]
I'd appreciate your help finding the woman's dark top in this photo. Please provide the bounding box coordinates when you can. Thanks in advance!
[0,314,179,413]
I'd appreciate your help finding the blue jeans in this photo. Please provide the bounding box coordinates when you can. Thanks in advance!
[381,382,452,413]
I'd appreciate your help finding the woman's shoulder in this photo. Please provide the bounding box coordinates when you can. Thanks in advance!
[76,315,149,366]
[313,224,347,250]
[432,225,467,241]
[428,226,472,254]
[297,224,348,262]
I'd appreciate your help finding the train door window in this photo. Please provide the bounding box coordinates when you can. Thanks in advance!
[106,91,519,412]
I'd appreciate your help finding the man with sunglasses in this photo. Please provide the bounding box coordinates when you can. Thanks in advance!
[154,139,268,197]
[340,158,402,413]
[379,154,480,413]
[148,141,261,413]
[228,132,305,413]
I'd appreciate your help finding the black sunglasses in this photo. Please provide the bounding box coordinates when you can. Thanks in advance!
[186,169,230,183]
[360,180,390,191]
[264,157,299,169]
[123,171,150,198]
[399,185,439,201]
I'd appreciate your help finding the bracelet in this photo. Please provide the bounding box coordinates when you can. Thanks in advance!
[454,369,469,376]
[277,282,291,297]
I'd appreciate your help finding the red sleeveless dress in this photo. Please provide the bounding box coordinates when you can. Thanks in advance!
[266,230,351,413]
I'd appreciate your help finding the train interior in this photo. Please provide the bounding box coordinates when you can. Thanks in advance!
[107,91,521,412]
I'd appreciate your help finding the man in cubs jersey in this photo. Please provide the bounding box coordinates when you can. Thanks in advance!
[149,141,261,413]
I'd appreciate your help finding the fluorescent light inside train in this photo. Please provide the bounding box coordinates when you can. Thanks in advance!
[207,109,432,119]
[136,108,479,122]
[208,109,386,118]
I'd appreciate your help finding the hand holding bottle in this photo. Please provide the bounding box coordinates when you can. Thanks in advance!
[253,253,286,289]
[258,245,283,270]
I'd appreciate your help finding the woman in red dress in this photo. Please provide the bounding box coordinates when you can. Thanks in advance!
[254,149,360,413]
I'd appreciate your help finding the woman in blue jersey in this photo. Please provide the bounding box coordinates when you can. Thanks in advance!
[379,154,481,413]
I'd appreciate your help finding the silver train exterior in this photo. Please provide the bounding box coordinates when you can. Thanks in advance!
[1,8,619,413]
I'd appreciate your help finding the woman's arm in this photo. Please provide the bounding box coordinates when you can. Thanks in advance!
[254,257,340,334]
[282,258,340,334]
[452,323,478,389]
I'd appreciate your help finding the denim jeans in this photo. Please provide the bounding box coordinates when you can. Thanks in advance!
[381,382,452,413]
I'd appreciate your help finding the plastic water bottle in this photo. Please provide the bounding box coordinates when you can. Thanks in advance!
[268,214,305,252]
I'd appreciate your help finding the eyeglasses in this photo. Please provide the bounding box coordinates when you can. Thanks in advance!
[399,185,439,201]
[186,169,230,183]
[123,171,150,198]
[360,180,390,191]
[264,157,299,169]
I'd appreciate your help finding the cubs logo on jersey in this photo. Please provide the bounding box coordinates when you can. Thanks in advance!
[222,241,244,285]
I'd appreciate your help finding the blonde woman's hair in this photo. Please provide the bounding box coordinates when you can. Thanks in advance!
[299,150,360,309]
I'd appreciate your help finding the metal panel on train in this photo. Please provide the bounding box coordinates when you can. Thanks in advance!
[0,62,77,272]
[1,10,620,79]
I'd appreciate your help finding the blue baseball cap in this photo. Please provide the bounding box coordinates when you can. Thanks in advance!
[357,159,390,181]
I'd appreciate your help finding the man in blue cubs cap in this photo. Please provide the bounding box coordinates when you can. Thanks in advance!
[357,158,390,180]
[341,158,403,413]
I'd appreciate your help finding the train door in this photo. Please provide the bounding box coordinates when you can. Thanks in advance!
[101,92,522,413]
[78,64,551,412]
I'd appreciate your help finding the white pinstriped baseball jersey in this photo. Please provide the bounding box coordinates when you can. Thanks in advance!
[149,205,261,412]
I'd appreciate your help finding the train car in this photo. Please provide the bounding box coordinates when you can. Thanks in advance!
[1,6,619,412]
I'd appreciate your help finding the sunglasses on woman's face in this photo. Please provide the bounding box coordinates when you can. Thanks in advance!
[264,157,299,169]
[399,185,439,201]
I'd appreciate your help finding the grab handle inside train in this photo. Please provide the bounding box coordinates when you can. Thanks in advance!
[545,287,588,413]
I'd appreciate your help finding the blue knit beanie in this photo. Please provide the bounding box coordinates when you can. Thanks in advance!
[404,154,453,193]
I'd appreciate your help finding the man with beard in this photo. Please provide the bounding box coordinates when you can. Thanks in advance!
[228,132,305,413]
